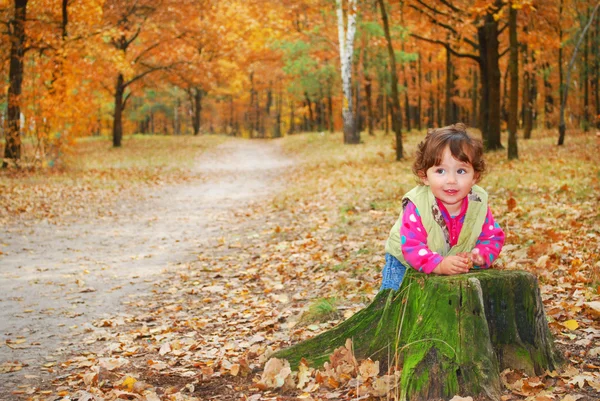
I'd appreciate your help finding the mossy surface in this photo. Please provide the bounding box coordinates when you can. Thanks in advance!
[273,269,562,401]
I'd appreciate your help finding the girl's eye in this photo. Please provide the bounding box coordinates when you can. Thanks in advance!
[457,168,467,174]
[435,168,445,174]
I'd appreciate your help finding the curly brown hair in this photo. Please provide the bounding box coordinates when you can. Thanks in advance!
[412,123,486,182]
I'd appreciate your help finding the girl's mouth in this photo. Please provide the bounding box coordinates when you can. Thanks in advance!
[444,189,458,195]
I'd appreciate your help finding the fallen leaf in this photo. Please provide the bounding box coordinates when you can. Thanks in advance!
[358,358,379,380]
[0,361,22,373]
[121,376,137,391]
[257,358,292,389]
[562,319,579,331]
[584,301,600,316]
[371,374,398,397]
[98,357,129,371]
[297,358,314,390]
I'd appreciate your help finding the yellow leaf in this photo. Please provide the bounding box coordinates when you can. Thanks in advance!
[122,376,137,391]
[562,320,579,331]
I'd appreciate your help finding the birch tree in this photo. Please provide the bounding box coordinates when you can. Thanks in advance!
[558,1,600,145]
[336,0,359,144]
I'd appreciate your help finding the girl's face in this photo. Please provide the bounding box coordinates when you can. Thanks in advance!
[421,145,478,215]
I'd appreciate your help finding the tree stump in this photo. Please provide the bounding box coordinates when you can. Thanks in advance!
[273,269,563,400]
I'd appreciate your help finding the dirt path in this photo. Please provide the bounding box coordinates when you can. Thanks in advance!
[0,138,294,397]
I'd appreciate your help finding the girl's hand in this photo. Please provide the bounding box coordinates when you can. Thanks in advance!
[433,255,470,275]
[471,248,486,266]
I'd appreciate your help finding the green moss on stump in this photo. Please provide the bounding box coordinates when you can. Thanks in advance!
[272,269,562,401]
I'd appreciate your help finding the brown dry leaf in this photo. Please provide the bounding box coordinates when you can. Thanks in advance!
[507,197,517,212]
[230,363,240,376]
[82,368,98,386]
[358,358,379,380]
[98,357,129,371]
[584,301,600,317]
[561,395,584,401]
[588,378,600,391]
[297,358,314,390]
[449,396,473,401]
[257,357,292,389]
[568,374,594,389]
[328,338,357,377]
[158,342,171,355]
[0,361,23,373]
[142,392,161,401]
[370,374,399,397]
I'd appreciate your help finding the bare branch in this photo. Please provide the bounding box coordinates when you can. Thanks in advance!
[411,32,479,62]
[438,0,461,13]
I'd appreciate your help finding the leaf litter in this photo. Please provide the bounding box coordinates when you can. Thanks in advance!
[1,131,599,400]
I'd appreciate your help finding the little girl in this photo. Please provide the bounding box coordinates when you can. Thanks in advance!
[380,123,505,290]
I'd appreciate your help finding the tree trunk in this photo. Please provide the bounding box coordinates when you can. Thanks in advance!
[289,100,296,135]
[559,2,600,145]
[558,0,565,144]
[336,0,359,144]
[378,0,403,159]
[364,56,374,136]
[483,7,503,151]
[445,46,453,125]
[403,67,411,132]
[477,26,490,142]
[273,269,562,401]
[508,3,519,160]
[582,7,590,132]
[595,13,600,129]
[112,73,125,147]
[416,53,422,131]
[305,92,314,131]
[523,49,536,139]
[471,67,479,128]
[192,88,202,135]
[3,0,28,167]
[328,90,334,133]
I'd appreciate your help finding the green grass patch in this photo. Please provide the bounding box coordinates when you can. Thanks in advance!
[299,297,341,325]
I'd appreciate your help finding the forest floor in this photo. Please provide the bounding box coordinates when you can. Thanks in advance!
[0,130,599,401]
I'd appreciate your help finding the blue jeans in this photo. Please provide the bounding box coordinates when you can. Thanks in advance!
[380,253,407,291]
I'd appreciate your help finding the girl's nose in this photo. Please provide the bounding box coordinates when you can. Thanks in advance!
[447,173,457,184]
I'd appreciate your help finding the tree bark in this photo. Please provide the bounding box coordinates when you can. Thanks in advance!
[445,46,454,125]
[3,0,28,168]
[192,88,202,135]
[112,73,125,147]
[416,53,422,131]
[595,12,600,129]
[471,67,479,128]
[582,7,590,132]
[558,0,565,144]
[482,7,503,151]
[377,0,403,159]
[508,3,519,160]
[523,47,536,140]
[559,1,600,145]
[336,0,359,144]
[274,270,562,401]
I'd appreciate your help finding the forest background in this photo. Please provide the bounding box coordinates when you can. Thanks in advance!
[1,0,600,400]
[1,0,600,163]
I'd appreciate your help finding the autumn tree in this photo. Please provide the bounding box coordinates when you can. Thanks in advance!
[336,0,359,144]
[377,0,403,159]
[558,1,600,145]
[102,0,194,147]
[408,0,505,151]
[2,0,28,167]
[507,2,519,160]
